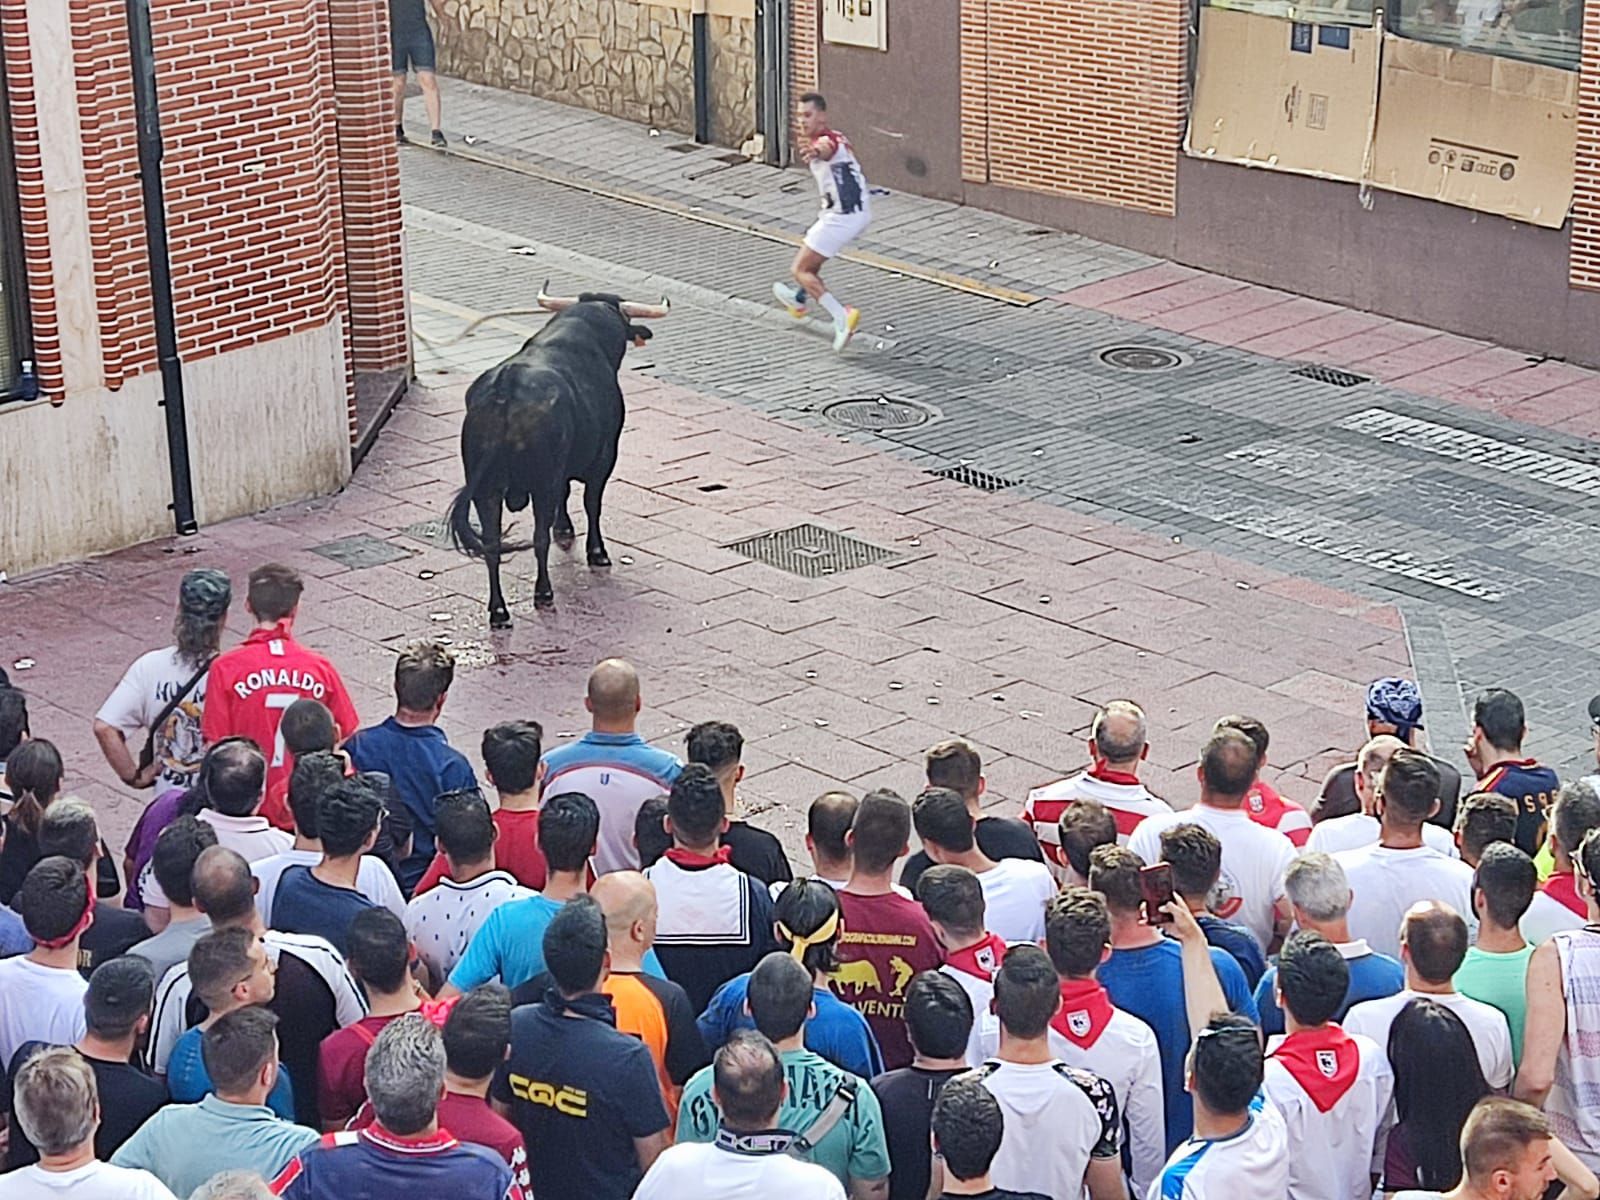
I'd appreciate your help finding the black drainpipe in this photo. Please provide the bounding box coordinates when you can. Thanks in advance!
[692,0,711,143]
[126,0,197,536]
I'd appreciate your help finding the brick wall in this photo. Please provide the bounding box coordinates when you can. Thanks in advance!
[1571,0,1600,290]
[0,1,60,400]
[791,0,817,152]
[959,0,1187,216]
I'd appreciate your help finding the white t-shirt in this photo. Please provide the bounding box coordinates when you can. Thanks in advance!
[1128,806,1296,950]
[1150,1094,1289,1200]
[405,870,533,981]
[1342,988,1514,1089]
[94,647,210,793]
[142,810,298,911]
[977,857,1056,944]
[1305,813,1458,858]
[941,964,999,1068]
[1522,889,1585,945]
[1333,844,1475,960]
[0,957,89,1069]
[0,1160,177,1199]
[978,1059,1121,1199]
[1261,1032,1393,1200]
[633,1138,846,1200]
[977,1008,1166,1197]
[252,850,406,924]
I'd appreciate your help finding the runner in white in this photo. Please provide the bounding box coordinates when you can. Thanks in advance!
[773,92,869,353]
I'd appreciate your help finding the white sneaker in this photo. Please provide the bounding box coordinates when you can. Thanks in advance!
[772,281,807,318]
[832,307,861,352]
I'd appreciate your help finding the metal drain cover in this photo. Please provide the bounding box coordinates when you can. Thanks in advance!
[1291,364,1371,388]
[930,465,1020,492]
[401,519,457,548]
[822,396,934,432]
[725,524,898,578]
[1097,345,1191,372]
[308,534,412,570]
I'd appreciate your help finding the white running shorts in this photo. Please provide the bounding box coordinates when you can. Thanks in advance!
[803,210,872,260]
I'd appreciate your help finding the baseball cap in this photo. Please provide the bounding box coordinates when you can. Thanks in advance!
[1587,694,1600,730]
[1366,677,1424,741]
[178,569,232,621]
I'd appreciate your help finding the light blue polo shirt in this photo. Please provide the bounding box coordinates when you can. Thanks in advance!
[111,1093,319,1199]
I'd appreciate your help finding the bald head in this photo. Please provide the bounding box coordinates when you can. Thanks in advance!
[1092,700,1148,767]
[712,1030,786,1132]
[192,846,257,926]
[591,870,657,939]
[1198,728,1259,806]
[1401,900,1469,984]
[586,659,641,727]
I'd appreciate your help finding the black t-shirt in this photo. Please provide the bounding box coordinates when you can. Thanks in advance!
[650,866,779,1015]
[78,901,147,979]
[4,1044,168,1166]
[944,1190,1050,1200]
[0,818,38,906]
[1314,755,1463,831]
[900,815,1044,893]
[493,992,670,1200]
[871,1065,967,1200]
[721,820,793,888]
[389,0,428,33]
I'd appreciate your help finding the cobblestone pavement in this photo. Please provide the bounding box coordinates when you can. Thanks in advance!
[399,80,1600,778]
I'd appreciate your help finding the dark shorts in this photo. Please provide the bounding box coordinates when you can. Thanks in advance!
[391,22,436,74]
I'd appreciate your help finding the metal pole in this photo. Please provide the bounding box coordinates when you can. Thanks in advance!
[692,0,711,143]
[126,0,197,536]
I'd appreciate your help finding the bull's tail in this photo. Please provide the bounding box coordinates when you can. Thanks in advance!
[448,425,532,558]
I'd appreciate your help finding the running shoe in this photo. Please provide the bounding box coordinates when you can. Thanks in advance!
[771,281,807,319]
[431,129,448,148]
[832,307,861,352]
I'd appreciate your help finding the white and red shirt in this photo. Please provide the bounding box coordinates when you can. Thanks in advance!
[1305,813,1458,859]
[201,622,359,803]
[977,857,1057,944]
[1128,806,1295,951]
[1263,1025,1392,1200]
[808,129,870,217]
[1522,870,1587,945]
[1243,780,1312,848]
[941,932,1005,1068]
[1024,767,1173,877]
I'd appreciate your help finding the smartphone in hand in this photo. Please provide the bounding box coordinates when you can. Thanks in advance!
[1139,863,1176,925]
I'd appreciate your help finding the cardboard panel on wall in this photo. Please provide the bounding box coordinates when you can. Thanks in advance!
[1369,35,1576,228]
[1185,7,1379,182]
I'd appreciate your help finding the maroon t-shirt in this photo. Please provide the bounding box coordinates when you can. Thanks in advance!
[833,890,944,1070]
[352,1091,530,1193]
[317,1014,405,1129]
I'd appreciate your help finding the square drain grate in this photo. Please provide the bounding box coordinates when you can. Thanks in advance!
[400,519,457,548]
[725,523,897,578]
[1291,364,1371,388]
[664,142,699,153]
[929,465,1021,492]
[308,534,412,570]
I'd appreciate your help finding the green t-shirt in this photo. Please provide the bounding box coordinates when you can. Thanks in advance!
[1455,943,1535,1066]
[676,1047,890,1187]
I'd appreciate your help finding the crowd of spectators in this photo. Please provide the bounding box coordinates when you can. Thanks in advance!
[0,561,1597,1200]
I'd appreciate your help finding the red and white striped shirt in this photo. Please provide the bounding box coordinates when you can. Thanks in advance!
[1023,766,1172,877]
[1244,779,1312,847]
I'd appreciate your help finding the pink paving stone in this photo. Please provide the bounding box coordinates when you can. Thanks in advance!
[1183,295,1344,346]
[1052,261,1204,307]
[1349,333,1490,381]
[1297,323,1443,366]
[1142,285,1299,335]
[1385,346,1539,392]
[1233,309,1392,358]
[1094,274,1252,321]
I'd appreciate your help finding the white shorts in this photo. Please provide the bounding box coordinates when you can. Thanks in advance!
[803,210,871,260]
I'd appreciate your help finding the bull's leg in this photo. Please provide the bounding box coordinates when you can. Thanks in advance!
[531,486,559,606]
[583,471,612,568]
[553,481,575,548]
[473,493,513,629]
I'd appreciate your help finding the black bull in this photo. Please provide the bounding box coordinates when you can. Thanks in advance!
[447,293,664,627]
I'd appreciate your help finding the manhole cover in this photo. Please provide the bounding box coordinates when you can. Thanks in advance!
[1097,345,1191,372]
[308,534,412,570]
[1291,364,1371,388]
[724,523,898,578]
[929,464,1020,492]
[401,519,457,548]
[822,397,934,432]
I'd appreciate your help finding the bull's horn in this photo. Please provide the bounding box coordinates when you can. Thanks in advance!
[619,297,671,319]
[536,281,579,311]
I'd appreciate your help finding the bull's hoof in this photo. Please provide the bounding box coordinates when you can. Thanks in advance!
[489,608,513,630]
[553,527,575,549]
[588,548,612,568]
[534,590,555,608]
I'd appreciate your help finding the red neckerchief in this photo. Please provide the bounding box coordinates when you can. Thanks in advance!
[1545,871,1587,918]
[664,846,733,870]
[1087,764,1143,787]
[1050,979,1115,1049]
[945,932,1008,982]
[359,1122,460,1154]
[1271,1024,1359,1113]
[242,619,295,647]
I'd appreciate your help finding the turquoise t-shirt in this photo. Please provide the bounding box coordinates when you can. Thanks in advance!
[1455,943,1535,1066]
[676,1047,890,1187]
[449,892,665,991]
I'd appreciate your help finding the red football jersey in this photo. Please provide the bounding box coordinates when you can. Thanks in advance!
[201,622,359,803]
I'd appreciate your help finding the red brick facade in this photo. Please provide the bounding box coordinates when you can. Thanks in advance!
[0,0,408,428]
